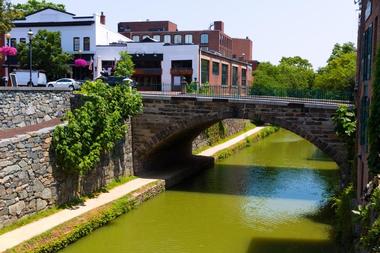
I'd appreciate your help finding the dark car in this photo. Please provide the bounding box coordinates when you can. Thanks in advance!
[96,76,137,87]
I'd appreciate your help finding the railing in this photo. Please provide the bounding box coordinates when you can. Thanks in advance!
[137,83,354,104]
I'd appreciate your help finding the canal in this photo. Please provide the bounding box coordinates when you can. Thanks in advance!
[60,129,339,253]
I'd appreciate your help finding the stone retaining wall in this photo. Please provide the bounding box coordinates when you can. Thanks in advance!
[0,120,133,228]
[192,119,251,151]
[0,88,74,129]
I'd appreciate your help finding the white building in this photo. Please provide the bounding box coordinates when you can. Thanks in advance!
[96,39,200,90]
[8,8,131,79]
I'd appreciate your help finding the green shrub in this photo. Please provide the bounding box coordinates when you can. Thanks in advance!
[53,80,143,175]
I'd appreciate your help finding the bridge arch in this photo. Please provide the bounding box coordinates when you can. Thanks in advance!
[132,96,348,178]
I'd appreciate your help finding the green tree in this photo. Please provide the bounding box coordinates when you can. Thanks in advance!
[314,43,356,92]
[368,47,380,174]
[13,0,65,17]
[114,51,135,77]
[17,29,72,80]
[0,0,19,34]
[252,56,315,92]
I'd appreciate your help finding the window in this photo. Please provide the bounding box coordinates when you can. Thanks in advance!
[153,35,161,41]
[232,66,239,86]
[132,35,140,42]
[142,35,149,39]
[73,37,80,51]
[83,37,90,51]
[222,64,229,86]
[201,59,210,84]
[241,68,247,86]
[362,24,373,81]
[212,62,219,75]
[164,35,171,44]
[174,35,182,44]
[19,38,26,44]
[200,34,209,44]
[10,38,16,47]
[185,34,193,44]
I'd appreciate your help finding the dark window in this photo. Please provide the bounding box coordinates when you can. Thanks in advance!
[212,62,219,75]
[172,60,192,68]
[73,37,80,51]
[222,64,228,86]
[232,66,239,86]
[201,59,209,84]
[83,37,90,51]
[201,34,209,44]
[10,38,16,47]
[241,68,247,86]
[362,24,373,81]
[20,38,26,44]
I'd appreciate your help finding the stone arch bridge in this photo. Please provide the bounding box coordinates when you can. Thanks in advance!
[131,94,350,180]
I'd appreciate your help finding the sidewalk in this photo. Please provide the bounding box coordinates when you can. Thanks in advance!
[0,118,61,140]
[0,178,158,252]
[198,127,265,157]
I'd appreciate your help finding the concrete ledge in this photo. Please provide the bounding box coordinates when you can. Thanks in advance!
[0,87,72,92]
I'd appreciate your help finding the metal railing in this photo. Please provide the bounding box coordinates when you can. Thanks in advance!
[136,84,354,104]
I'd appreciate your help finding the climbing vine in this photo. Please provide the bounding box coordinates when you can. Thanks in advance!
[53,80,143,175]
[369,47,380,174]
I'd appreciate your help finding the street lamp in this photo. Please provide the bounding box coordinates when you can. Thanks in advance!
[5,33,11,86]
[27,29,33,87]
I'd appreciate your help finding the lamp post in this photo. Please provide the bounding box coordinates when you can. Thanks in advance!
[27,29,33,87]
[5,33,11,86]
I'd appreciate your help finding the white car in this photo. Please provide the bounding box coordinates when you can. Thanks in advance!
[47,78,81,90]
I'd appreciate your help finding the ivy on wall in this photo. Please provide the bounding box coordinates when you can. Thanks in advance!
[53,80,143,175]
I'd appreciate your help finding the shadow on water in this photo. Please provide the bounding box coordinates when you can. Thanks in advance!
[247,237,339,253]
[171,164,339,201]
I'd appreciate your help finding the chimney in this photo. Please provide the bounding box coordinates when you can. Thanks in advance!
[100,12,106,25]
[214,21,224,32]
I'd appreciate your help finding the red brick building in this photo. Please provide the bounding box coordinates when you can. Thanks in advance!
[356,0,380,199]
[118,20,253,62]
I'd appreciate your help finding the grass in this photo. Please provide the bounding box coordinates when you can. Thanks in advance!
[6,180,164,253]
[212,126,279,161]
[0,176,137,237]
[193,122,256,155]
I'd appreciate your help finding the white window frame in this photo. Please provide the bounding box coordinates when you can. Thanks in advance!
[201,33,209,44]
[132,35,140,42]
[185,34,193,44]
[174,34,182,44]
[153,35,161,41]
[164,35,171,44]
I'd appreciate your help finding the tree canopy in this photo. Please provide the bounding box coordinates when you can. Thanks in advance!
[114,51,135,77]
[0,0,19,34]
[314,43,356,91]
[252,42,356,95]
[13,0,65,17]
[253,56,315,91]
[17,29,72,80]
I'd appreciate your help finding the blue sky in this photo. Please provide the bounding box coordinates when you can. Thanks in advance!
[11,0,359,69]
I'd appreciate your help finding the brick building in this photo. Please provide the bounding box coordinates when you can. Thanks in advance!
[118,20,253,62]
[356,0,380,199]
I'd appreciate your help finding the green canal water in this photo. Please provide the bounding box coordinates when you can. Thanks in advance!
[60,129,339,253]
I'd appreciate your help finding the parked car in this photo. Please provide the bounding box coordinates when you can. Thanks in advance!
[10,70,47,87]
[96,76,137,87]
[47,78,81,90]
